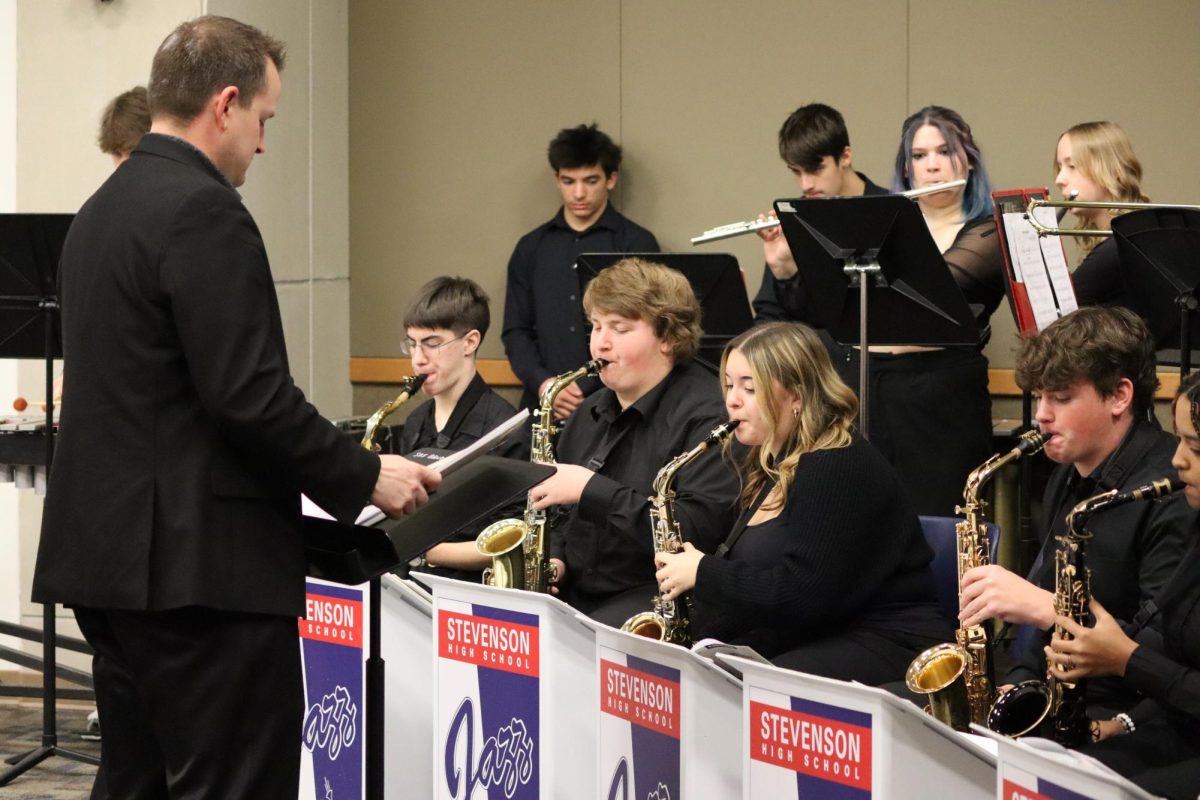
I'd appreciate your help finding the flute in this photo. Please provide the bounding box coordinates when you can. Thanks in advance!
[690,178,968,245]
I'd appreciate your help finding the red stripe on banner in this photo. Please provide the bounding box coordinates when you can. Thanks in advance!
[599,659,681,738]
[299,595,363,647]
[749,700,872,791]
[438,610,539,677]
[1001,780,1053,800]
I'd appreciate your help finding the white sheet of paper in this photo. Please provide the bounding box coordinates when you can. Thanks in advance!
[1003,212,1060,330]
[304,407,532,527]
[1032,206,1079,317]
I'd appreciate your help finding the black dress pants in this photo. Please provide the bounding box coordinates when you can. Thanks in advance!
[74,605,303,800]
[835,347,993,517]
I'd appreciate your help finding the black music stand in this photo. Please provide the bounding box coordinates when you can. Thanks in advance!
[575,252,753,371]
[773,195,980,437]
[0,214,98,788]
[1111,208,1200,375]
[304,454,554,800]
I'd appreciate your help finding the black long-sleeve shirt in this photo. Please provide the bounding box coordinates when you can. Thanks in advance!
[501,204,659,409]
[691,436,948,657]
[1005,419,1194,707]
[1124,532,1200,731]
[548,360,740,603]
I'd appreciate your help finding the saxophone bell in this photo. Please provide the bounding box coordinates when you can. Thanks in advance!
[476,519,527,588]
[905,429,1047,731]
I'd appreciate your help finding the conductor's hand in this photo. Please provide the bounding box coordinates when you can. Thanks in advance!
[757,212,797,281]
[959,564,1055,629]
[371,455,441,517]
[540,378,584,420]
[655,542,704,602]
[529,464,594,510]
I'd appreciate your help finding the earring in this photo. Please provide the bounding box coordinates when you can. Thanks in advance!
[792,407,800,418]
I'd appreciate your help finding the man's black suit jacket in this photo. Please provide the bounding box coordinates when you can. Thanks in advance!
[33,134,380,618]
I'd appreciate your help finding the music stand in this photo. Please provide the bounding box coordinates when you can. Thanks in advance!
[575,252,753,371]
[0,213,98,788]
[304,454,555,800]
[1111,207,1200,375]
[773,195,980,436]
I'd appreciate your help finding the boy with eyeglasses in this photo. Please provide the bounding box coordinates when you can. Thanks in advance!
[399,276,529,581]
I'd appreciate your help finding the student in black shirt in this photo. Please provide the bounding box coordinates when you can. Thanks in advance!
[501,124,658,416]
[1044,371,1200,800]
[751,103,889,324]
[654,322,948,685]
[959,307,1191,713]
[1052,121,1150,308]
[399,277,528,582]
[528,258,740,627]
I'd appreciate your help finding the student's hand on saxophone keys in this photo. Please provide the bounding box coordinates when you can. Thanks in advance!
[655,542,702,601]
[529,464,595,510]
[1045,598,1139,681]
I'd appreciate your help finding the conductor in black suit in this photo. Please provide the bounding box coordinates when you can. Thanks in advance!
[31,15,440,800]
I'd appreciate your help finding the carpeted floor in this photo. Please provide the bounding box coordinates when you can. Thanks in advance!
[0,700,99,799]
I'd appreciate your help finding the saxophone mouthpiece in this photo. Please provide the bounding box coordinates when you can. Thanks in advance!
[1015,429,1049,455]
[707,419,741,443]
[589,358,609,373]
[407,373,428,392]
[1129,477,1185,501]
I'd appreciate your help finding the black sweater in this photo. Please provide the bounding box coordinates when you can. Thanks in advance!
[692,436,947,657]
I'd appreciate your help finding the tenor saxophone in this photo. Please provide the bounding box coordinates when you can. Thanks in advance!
[475,359,607,591]
[988,477,1182,744]
[360,374,426,452]
[905,429,1046,731]
[621,420,740,646]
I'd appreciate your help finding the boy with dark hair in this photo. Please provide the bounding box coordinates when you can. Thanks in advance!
[502,123,659,417]
[528,258,740,627]
[399,277,528,581]
[958,306,1191,711]
[753,103,888,321]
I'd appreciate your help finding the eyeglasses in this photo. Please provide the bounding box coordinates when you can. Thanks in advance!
[401,333,466,357]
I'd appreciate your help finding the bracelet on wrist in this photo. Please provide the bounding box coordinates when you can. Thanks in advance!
[1113,712,1136,735]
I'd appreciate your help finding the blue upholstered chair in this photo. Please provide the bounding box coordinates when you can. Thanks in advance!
[918,515,1001,624]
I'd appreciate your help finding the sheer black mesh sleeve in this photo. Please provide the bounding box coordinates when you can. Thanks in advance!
[944,216,1006,325]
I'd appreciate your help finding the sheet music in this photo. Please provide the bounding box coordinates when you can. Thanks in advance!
[302,407,532,526]
[1003,212,1060,330]
[1031,206,1079,317]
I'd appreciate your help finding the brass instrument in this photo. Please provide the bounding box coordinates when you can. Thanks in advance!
[988,477,1182,744]
[476,359,607,591]
[905,430,1047,730]
[691,179,967,244]
[621,420,740,645]
[1025,197,1200,238]
[360,374,426,452]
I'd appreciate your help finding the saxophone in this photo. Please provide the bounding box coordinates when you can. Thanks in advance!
[905,429,1047,731]
[988,477,1182,744]
[621,420,740,646]
[360,374,426,452]
[475,359,607,591]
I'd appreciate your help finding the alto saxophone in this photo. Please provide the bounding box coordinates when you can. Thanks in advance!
[988,477,1182,744]
[905,429,1047,731]
[475,359,607,591]
[621,420,740,646]
[360,374,426,452]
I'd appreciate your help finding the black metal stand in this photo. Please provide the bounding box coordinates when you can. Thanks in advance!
[0,213,98,787]
[772,194,982,440]
[365,577,384,799]
[1111,207,1200,374]
[0,291,99,786]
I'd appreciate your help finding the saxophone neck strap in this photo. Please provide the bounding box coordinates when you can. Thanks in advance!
[715,480,776,557]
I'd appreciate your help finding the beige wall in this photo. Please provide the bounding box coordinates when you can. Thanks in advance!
[349,0,1200,408]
